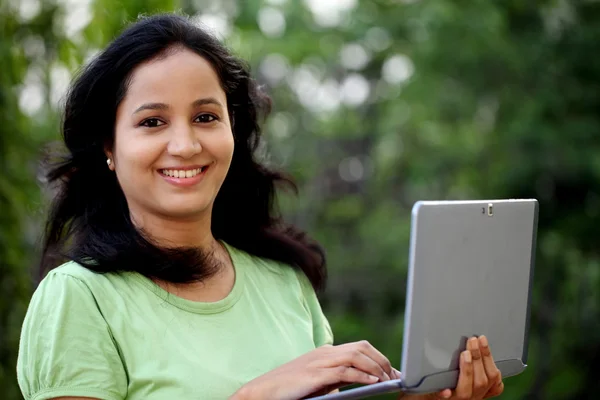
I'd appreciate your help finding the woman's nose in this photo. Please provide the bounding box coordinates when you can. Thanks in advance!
[167,123,202,159]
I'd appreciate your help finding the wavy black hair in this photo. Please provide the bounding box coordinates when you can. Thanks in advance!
[40,13,327,291]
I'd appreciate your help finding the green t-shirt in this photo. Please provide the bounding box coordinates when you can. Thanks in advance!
[17,242,333,400]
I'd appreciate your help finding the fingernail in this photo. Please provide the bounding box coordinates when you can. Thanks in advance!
[393,368,402,378]
[368,375,379,382]
[480,335,489,348]
[442,391,452,399]
[463,351,472,363]
[384,372,391,381]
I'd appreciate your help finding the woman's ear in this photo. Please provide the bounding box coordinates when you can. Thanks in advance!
[105,150,115,171]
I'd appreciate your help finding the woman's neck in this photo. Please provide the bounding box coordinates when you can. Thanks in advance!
[129,208,236,302]
[129,208,215,249]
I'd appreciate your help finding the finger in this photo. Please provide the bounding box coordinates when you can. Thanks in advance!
[436,389,452,399]
[333,348,391,382]
[351,340,394,380]
[454,350,473,399]
[484,380,504,399]
[322,366,380,388]
[469,337,489,397]
[341,341,394,381]
[479,336,502,387]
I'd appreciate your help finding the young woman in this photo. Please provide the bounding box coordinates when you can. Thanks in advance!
[17,14,505,400]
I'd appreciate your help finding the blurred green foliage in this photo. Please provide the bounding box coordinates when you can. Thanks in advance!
[1,0,599,399]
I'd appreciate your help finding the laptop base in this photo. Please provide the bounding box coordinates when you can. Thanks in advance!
[308,378,404,400]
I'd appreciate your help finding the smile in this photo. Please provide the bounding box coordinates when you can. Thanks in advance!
[160,166,207,178]
[158,165,210,188]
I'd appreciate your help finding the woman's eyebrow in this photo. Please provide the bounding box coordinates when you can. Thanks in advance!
[132,97,224,116]
[132,102,169,115]
[192,97,224,110]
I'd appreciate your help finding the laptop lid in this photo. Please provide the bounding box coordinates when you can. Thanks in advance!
[400,199,538,393]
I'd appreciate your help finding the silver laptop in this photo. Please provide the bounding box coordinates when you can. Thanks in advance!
[309,199,538,400]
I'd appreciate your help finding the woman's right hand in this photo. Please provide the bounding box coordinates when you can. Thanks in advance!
[230,340,397,400]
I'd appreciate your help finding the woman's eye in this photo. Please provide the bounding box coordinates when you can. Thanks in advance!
[140,118,164,128]
[195,114,218,123]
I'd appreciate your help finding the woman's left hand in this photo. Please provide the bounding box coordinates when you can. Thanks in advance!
[400,335,504,400]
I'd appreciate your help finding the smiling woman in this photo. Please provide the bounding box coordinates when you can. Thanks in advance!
[16,13,503,400]
[110,49,234,232]
[33,13,326,288]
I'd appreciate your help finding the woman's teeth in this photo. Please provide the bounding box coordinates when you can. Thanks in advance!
[161,167,205,178]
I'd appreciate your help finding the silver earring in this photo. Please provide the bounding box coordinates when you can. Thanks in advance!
[107,158,112,166]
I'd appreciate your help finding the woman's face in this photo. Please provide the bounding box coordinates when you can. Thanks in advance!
[109,47,234,223]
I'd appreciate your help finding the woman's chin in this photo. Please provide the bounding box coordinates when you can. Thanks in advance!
[156,203,213,220]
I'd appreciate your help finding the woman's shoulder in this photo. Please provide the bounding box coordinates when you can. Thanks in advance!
[51,260,101,279]
[40,260,129,298]
[19,263,129,400]
[225,243,315,300]
[226,243,301,280]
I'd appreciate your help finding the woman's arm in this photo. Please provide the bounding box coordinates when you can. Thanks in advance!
[230,341,393,400]
[17,271,127,400]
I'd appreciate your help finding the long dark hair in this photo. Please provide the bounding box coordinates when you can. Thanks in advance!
[41,13,327,291]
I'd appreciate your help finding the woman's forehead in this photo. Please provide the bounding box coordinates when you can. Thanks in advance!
[123,48,226,107]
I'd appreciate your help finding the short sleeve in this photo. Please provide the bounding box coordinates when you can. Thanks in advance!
[296,271,334,347]
[17,271,128,400]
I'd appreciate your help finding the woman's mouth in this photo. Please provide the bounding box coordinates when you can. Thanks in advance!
[158,165,209,187]
[159,166,208,178]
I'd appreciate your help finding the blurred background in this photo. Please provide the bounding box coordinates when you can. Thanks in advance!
[1,0,599,399]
